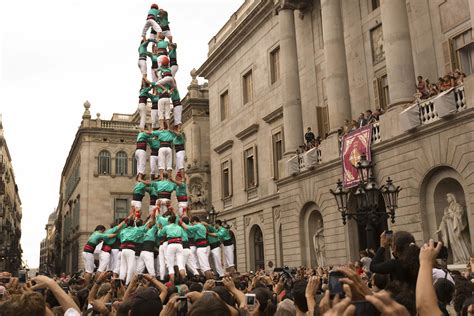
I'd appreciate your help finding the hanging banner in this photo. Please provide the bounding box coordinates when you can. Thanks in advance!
[341,125,373,188]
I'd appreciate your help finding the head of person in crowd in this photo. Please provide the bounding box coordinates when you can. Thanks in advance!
[291,279,308,314]
[365,109,373,118]
[392,231,420,285]
[215,219,223,229]
[188,292,231,316]
[371,273,388,292]
[253,286,277,316]
[191,216,200,224]
[417,75,424,83]
[168,214,177,224]
[94,225,106,233]
[434,278,455,315]
[385,280,416,316]
[130,287,163,316]
[453,274,474,314]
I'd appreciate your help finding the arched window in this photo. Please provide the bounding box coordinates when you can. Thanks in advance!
[115,151,128,175]
[249,225,264,271]
[98,150,111,175]
[132,153,138,176]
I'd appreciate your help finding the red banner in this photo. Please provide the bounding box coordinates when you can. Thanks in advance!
[341,125,373,188]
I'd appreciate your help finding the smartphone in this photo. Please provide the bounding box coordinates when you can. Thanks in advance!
[245,293,257,311]
[385,230,393,239]
[18,270,27,284]
[328,271,345,298]
[177,296,188,316]
[353,300,380,316]
[114,279,122,288]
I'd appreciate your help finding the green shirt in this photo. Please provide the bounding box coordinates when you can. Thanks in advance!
[158,223,182,239]
[138,39,156,57]
[147,53,159,63]
[154,180,176,193]
[171,89,180,102]
[207,226,220,244]
[119,225,148,243]
[187,223,207,240]
[176,183,187,197]
[217,227,232,242]
[133,182,147,196]
[148,8,160,19]
[159,11,169,27]
[159,67,172,77]
[147,137,160,150]
[139,86,153,98]
[156,215,170,228]
[136,132,151,143]
[87,231,109,245]
[103,226,121,246]
[180,227,188,242]
[157,40,168,50]
[143,225,158,242]
[169,48,176,60]
[173,134,185,146]
[153,129,174,143]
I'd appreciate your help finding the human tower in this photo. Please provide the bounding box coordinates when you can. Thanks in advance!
[81,4,236,286]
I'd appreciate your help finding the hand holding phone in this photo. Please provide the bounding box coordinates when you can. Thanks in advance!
[328,271,345,299]
[245,293,257,311]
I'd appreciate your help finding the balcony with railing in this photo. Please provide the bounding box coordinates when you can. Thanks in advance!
[418,85,467,125]
[99,120,138,130]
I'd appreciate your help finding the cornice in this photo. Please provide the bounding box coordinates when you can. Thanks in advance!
[279,0,313,10]
[217,193,279,217]
[236,124,259,141]
[262,106,283,124]
[214,140,234,154]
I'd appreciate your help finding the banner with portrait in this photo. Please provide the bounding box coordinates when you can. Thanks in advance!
[341,125,373,188]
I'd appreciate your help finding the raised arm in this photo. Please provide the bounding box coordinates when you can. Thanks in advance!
[416,240,443,316]
[32,275,80,314]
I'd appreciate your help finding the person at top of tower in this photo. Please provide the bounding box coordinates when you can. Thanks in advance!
[158,8,173,43]
[141,3,162,41]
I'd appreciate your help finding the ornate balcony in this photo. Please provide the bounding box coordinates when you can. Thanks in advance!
[419,85,467,125]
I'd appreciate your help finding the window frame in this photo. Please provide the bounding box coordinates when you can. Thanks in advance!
[243,145,258,190]
[242,69,254,105]
[221,158,233,200]
[114,198,129,222]
[220,90,229,122]
[270,46,281,85]
[271,128,284,180]
[98,150,111,175]
[115,151,128,176]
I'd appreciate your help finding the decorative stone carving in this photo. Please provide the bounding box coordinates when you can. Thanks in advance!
[245,217,251,227]
[370,24,385,64]
[258,214,264,223]
[273,206,281,219]
[189,177,208,210]
[83,101,91,119]
[232,220,238,230]
[436,193,472,264]
[313,219,325,268]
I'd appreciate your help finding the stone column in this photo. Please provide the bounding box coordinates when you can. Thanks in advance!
[279,2,304,156]
[381,0,416,106]
[321,0,351,133]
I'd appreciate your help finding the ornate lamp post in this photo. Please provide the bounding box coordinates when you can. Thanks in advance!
[207,206,219,225]
[330,154,401,249]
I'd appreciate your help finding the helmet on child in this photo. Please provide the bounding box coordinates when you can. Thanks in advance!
[151,3,159,9]
[158,55,169,66]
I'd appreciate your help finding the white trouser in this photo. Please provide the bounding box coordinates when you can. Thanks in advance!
[159,200,170,215]
[158,242,168,279]
[150,155,159,177]
[111,249,121,274]
[151,109,159,129]
[98,251,111,272]
[157,76,175,89]
[135,149,147,175]
[158,147,172,170]
[82,252,95,273]
[155,256,160,278]
[138,59,147,76]
[171,65,179,77]
[211,246,224,277]
[190,246,199,270]
[166,243,185,274]
[175,150,185,171]
[136,255,145,274]
[119,249,136,285]
[158,98,171,120]
[196,246,211,272]
[151,68,159,82]
[173,105,182,126]
[224,244,235,268]
[178,201,188,217]
[131,200,142,212]
[183,248,199,276]
[142,19,162,37]
[140,250,156,276]
[138,102,147,129]
[162,30,173,38]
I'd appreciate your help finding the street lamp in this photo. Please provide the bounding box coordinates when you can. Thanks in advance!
[208,206,219,225]
[330,155,401,250]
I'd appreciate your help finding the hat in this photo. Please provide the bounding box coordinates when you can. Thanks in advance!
[151,3,159,9]
[130,287,163,316]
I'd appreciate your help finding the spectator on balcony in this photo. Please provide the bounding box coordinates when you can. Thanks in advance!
[428,82,439,97]
[304,127,315,147]
[454,69,465,85]
[365,109,375,124]
[417,76,430,99]
[342,119,351,135]
[357,113,367,128]
[351,120,358,131]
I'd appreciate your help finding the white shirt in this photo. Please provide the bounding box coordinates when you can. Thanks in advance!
[432,268,455,285]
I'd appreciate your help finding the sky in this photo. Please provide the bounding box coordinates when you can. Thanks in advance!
[0,0,243,268]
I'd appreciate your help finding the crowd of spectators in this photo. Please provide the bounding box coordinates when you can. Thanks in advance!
[415,70,465,102]
[0,231,472,316]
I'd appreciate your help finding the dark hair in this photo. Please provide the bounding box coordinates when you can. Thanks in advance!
[460,297,474,316]
[253,287,277,316]
[136,219,144,226]
[188,282,203,292]
[393,231,419,286]
[188,294,231,316]
[292,280,308,312]
[453,275,474,314]
[212,286,235,307]
[372,273,388,290]
[435,278,455,305]
[131,288,163,316]
[191,216,200,223]
[95,225,106,231]
[215,219,222,226]
[168,215,176,224]
[182,217,190,224]
[385,281,416,316]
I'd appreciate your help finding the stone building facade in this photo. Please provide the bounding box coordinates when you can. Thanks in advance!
[39,210,57,274]
[0,115,23,273]
[197,0,474,271]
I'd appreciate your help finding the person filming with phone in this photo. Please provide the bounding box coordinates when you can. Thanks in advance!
[370,230,420,289]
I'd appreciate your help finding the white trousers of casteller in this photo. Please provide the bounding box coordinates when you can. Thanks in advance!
[166,243,184,274]
[119,249,136,285]
[98,251,111,273]
[224,244,235,268]
[211,246,224,277]
[183,248,199,276]
[135,149,147,175]
[139,250,156,276]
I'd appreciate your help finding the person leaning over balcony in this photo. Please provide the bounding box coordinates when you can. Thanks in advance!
[141,3,162,41]
[215,219,235,274]
[180,216,213,279]
[82,226,118,286]
[97,216,130,274]
[135,131,151,181]
[304,127,315,146]
[169,42,178,77]
[171,88,182,131]
[207,224,224,278]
